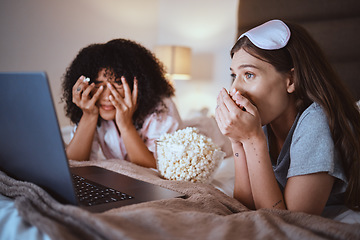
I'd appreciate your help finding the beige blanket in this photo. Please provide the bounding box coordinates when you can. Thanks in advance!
[1,159,359,240]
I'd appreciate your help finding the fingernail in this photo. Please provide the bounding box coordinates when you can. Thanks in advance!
[232,88,236,94]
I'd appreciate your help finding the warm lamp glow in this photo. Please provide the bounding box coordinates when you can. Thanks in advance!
[154,45,191,81]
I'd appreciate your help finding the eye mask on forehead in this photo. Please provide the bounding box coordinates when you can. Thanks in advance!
[239,19,291,50]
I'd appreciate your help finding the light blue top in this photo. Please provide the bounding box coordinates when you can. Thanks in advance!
[264,102,347,206]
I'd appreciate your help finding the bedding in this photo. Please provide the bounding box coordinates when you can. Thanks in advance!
[1,111,360,240]
[0,195,51,240]
[1,158,360,240]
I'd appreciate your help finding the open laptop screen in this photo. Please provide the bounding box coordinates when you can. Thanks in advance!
[0,72,78,204]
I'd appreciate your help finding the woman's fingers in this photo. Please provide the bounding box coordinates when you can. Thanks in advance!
[88,85,103,105]
[72,76,88,103]
[216,88,228,110]
[215,106,227,134]
[108,94,119,109]
[107,76,137,112]
[132,77,138,106]
[73,76,84,91]
[107,83,124,109]
[216,88,251,133]
[216,88,262,142]
[220,88,242,113]
[72,76,101,114]
[216,89,234,134]
[121,76,132,103]
[107,82,122,100]
[81,82,94,97]
[232,91,257,116]
[73,76,90,93]
[121,76,138,108]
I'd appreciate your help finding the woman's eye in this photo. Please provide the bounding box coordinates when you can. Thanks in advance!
[244,72,254,80]
[93,81,102,87]
[113,81,123,89]
[230,73,236,82]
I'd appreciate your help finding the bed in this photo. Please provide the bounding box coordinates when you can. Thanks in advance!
[1,112,360,240]
[2,1,360,239]
[1,159,360,240]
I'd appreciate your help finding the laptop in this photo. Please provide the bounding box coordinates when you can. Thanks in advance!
[0,72,183,212]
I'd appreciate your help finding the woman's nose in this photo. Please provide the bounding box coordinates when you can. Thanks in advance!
[100,84,111,99]
[230,81,245,95]
[230,86,240,95]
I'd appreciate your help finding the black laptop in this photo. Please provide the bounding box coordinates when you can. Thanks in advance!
[0,72,183,212]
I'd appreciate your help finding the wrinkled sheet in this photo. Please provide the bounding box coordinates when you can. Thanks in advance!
[0,194,51,240]
[1,159,360,240]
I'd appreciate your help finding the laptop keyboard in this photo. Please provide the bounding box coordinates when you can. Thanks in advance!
[72,174,134,206]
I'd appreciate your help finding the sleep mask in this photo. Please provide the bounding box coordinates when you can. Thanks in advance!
[239,19,290,50]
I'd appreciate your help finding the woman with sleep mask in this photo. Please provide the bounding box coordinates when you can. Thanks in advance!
[215,20,360,219]
[62,39,182,168]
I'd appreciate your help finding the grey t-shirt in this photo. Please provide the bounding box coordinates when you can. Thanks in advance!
[264,102,347,206]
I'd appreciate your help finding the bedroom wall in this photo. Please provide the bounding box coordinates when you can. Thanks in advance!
[0,0,238,127]
[157,0,238,118]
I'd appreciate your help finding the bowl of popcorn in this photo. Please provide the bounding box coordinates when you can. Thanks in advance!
[156,127,225,183]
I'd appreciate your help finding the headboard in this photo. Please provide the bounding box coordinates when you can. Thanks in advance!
[236,0,360,101]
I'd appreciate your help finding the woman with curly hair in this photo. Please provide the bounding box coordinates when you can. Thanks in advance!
[215,20,360,219]
[62,39,182,168]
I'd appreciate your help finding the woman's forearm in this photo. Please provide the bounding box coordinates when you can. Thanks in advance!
[66,114,98,161]
[242,133,286,210]
[232,141,255,209]
[120,125,156,168]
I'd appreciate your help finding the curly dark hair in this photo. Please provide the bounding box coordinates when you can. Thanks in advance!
[62,38,175,129]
